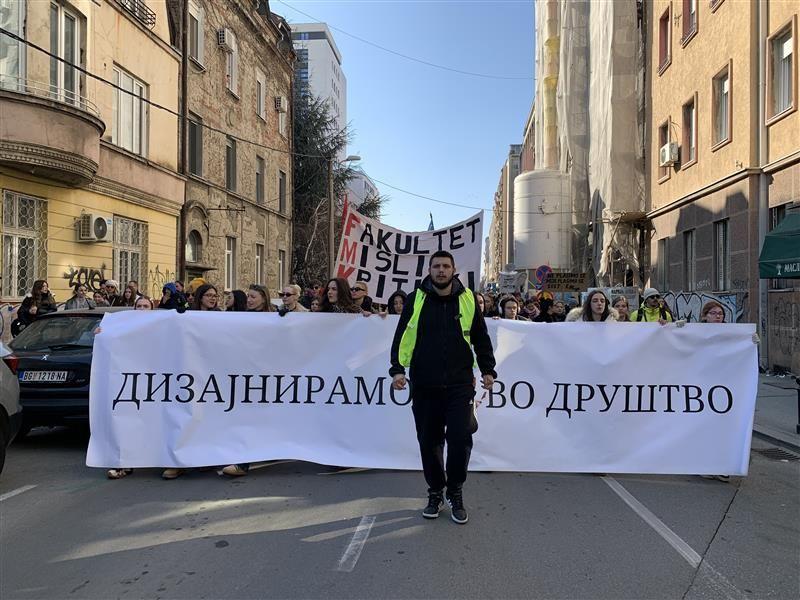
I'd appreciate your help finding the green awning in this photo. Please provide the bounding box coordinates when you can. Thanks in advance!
[759,212,800,278]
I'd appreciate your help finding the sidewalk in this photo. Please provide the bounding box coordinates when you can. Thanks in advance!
[754,373,800,452]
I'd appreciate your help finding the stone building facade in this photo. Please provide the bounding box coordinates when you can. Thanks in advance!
[169,0,294,293]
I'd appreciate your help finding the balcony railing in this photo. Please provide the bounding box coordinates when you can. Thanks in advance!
[0,76,100,117]
[118,0,156,29]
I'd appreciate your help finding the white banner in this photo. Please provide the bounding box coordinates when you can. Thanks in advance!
[334,203,483,303]
[88,312,758,475]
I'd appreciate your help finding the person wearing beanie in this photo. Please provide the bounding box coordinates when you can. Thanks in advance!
[630,287,673,324]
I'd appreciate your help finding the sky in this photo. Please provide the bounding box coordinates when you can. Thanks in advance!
[273,0,535,238]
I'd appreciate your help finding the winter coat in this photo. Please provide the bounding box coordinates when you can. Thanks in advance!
[65,296,96,310]
[565,307,619,322]
[389,275,497,387]
[18,293,58,325]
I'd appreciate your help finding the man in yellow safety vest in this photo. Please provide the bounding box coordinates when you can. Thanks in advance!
[390,250,496,524]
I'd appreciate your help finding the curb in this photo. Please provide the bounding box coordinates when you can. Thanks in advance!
[752,428,800,454]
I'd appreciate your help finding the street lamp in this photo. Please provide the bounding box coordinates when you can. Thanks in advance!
[329,154,361,277]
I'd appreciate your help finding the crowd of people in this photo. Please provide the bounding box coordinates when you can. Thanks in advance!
[13,275,737,482]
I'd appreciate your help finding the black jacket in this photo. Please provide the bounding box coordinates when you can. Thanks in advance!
[389,275,497,387]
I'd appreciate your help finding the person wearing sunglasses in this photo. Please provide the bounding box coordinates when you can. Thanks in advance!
[630,287,673,324]
[278,284,307,313]
[350,281,375,314]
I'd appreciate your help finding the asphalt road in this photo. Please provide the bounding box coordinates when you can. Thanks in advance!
[1,428,798,600]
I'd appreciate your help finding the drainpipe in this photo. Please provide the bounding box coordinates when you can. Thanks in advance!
[177,0,190,282]
[757,0,769,369]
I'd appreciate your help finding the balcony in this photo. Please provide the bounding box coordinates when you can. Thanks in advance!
[0,78,106,186]
[118,0,156,29]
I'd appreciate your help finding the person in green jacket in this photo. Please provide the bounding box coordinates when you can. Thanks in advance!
[630,288,673,324]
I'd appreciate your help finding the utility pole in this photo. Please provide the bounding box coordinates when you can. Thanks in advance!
[328,156,335,278]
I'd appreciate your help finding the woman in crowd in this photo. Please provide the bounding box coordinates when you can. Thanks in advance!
[321,278,361,313]
[226,290,248,312]
[483,294,499,318]
[93,290,110,307]
[700,301,725,323]
[65,284,96,310]
[104,280,123,306]
[246,284,275,312]
[566,290,618,322]
[612,296,631,322]
[120,286,137,307]
[310,297,322,312]
[192,284,221,311]
[387,290,407,315]
[15,280,58,336]
[158,283,186,311]
[534,298,555,323]
[475,292,486,315]
[522,299,540,321]
[134,297,154,310]
[498,296,529,321]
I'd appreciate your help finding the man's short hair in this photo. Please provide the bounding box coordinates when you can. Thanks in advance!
[429,250,455,267]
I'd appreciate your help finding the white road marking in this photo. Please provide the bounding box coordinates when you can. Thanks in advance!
[602,476,702,568]
[0,484,37,502]
[336,515,375,572]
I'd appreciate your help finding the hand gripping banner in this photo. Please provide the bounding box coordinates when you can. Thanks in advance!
[88,311,758,475]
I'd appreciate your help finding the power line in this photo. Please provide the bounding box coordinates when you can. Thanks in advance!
[276,0,533,81]
[0,27,569,218]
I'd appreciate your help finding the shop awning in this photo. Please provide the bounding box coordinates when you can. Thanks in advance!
[759,212,800,278]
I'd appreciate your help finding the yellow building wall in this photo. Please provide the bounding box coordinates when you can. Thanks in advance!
[23,0,180,172]
[649,0,756,211]
[0,172,177,304]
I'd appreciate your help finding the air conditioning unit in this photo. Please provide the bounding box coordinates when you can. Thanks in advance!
[217,28,233,51]
[659,142,678,167]
[77,214,113,242]
[274,96,287,113]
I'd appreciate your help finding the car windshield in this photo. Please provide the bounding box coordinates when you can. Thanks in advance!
[10,316,102,352]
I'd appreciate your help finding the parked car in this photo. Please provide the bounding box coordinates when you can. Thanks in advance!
[0,342,22,474]
[3,308,131,439]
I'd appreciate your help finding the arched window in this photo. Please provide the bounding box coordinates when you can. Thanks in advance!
[186,230,202,263]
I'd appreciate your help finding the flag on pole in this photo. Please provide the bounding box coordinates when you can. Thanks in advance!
[427,213,434,231]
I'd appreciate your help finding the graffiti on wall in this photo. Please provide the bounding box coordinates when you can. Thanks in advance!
[663,291,746,323]
[769,295,799,370]
[148,266,177,301]
[62,264,108,292]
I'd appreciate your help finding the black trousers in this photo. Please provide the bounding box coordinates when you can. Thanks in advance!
[411,383,475,494]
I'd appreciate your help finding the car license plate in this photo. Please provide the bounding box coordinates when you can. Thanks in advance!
[20,371,69,383]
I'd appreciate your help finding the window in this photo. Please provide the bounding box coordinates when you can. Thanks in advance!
[278,250,286,289]
[658,119,670,181]
[186,230,202,263]
[1,191,47,299]
[225,31,238,95]
[188,112,203,176]
[657,238,669,292]
[681,0,697,45]
[682,93,697,168]
[713,220,730,291]
[225,237,236,290]
[0,0,25,91]
[712,63,732,148]
[188,1,204,65]
[256,156,265,204]
[279,170,286,213]
[683,230,695,291]
[256,69,266,120]
[658,5,671,74]
[254,243,264,285]
[226,137,236,192]
[114,216,148,292]
[769,205,791,289]
[112,67,147,156]
[50,2,82,105]
[768,19,796,122]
